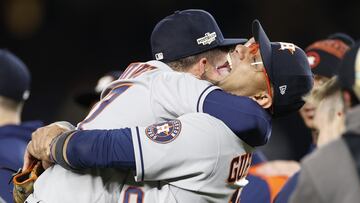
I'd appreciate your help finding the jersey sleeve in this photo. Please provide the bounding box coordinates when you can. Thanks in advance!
[131,113,221,190]
[203,90,271,147]
[150,72,220,119]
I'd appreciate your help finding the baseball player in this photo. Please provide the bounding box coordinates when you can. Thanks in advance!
[23,10,267,202]
[25,13,313,203]
[0,49,43,202]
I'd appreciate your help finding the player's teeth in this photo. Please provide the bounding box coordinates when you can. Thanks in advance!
[226,53,232,69]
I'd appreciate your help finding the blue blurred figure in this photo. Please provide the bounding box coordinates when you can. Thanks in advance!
[0,49,43,202]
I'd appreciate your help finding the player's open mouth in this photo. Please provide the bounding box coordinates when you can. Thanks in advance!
[216,61,231,76]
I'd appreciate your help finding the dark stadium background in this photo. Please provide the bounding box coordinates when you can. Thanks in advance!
[1,0,359,161]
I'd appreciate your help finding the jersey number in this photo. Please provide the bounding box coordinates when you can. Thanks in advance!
[78,84,132,129]
[228,153,252,203]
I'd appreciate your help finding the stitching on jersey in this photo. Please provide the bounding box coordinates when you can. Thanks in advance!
[77,84,132,129]
[120,63,140,79]
[135,127,145,182]
[197,114,221,191]
[196,85,216,112]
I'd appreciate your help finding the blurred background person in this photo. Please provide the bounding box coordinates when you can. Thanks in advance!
[273,33,354,203]
[299,33,354,148]
[74,70,123,111]
[0,49,43,203]
[290,40,360,203]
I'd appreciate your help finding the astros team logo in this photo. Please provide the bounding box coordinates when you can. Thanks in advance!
[306,51,321,69]
[145,120,182,143]
[279,42,296,54]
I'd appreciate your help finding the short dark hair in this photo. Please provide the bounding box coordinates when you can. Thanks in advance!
[166,46,233,72]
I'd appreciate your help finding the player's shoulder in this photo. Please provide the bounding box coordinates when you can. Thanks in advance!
[300,138,349,180]
[302,139,346,166]
[178,113,227,131]
[152,70,213,90]
[0,122,40,140]
[147,60,212,84]
[178,112,219,121]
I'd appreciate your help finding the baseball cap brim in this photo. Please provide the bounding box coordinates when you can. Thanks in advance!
[221,38,248,47]
[252,20,272,78]
[251,19,314,117]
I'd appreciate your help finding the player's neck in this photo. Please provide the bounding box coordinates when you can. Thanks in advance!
[0,107,21,126]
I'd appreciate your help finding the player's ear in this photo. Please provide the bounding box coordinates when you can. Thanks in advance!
[251,91,272,109]
[342,90,353,109]
[189,58,207,79]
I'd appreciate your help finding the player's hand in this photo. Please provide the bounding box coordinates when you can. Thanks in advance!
[27,122,74,166]
[22,144,37,170]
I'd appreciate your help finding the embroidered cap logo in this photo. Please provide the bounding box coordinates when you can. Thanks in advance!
[279,85,287,95]
[197,32,217,45]
[155,53,164,60]
[279,42,296,54]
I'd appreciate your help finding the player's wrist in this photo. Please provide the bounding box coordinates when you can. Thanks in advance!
[51,130,78,171]
[49,135,60,163]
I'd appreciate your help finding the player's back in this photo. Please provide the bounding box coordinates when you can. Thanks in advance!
[31,60,217,203]
[123,112,253,203]
[78,60,215,130]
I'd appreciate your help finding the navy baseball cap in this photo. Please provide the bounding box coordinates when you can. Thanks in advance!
[337,41,360,104]
[151,9,247,62]
[253,20,314,117]
[74,70,122,108]
[0,49,30,102]
[305,33,353,78]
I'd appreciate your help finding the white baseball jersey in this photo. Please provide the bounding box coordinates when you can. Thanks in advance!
[127,113,253,202]
[27,60,252,203]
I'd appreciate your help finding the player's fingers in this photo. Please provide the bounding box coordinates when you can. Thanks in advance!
[31,127,46,152]
[32,126,51,160]
[28,140,42,161]
[23,143,36,170]
[53,121,75,131]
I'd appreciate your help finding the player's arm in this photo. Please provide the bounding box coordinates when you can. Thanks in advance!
[34,113,231,173]
[203,89,271,146]
[152,72,271,147]
[47,128,136,171]
[60,90,271,170]
[47,113,223,187]
[57,90,270,170]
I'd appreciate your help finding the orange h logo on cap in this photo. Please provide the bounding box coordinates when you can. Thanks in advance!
[279,42,296,54]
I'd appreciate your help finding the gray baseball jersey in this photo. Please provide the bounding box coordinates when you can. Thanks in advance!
[28,60,235,203]
[127,113,253,202]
